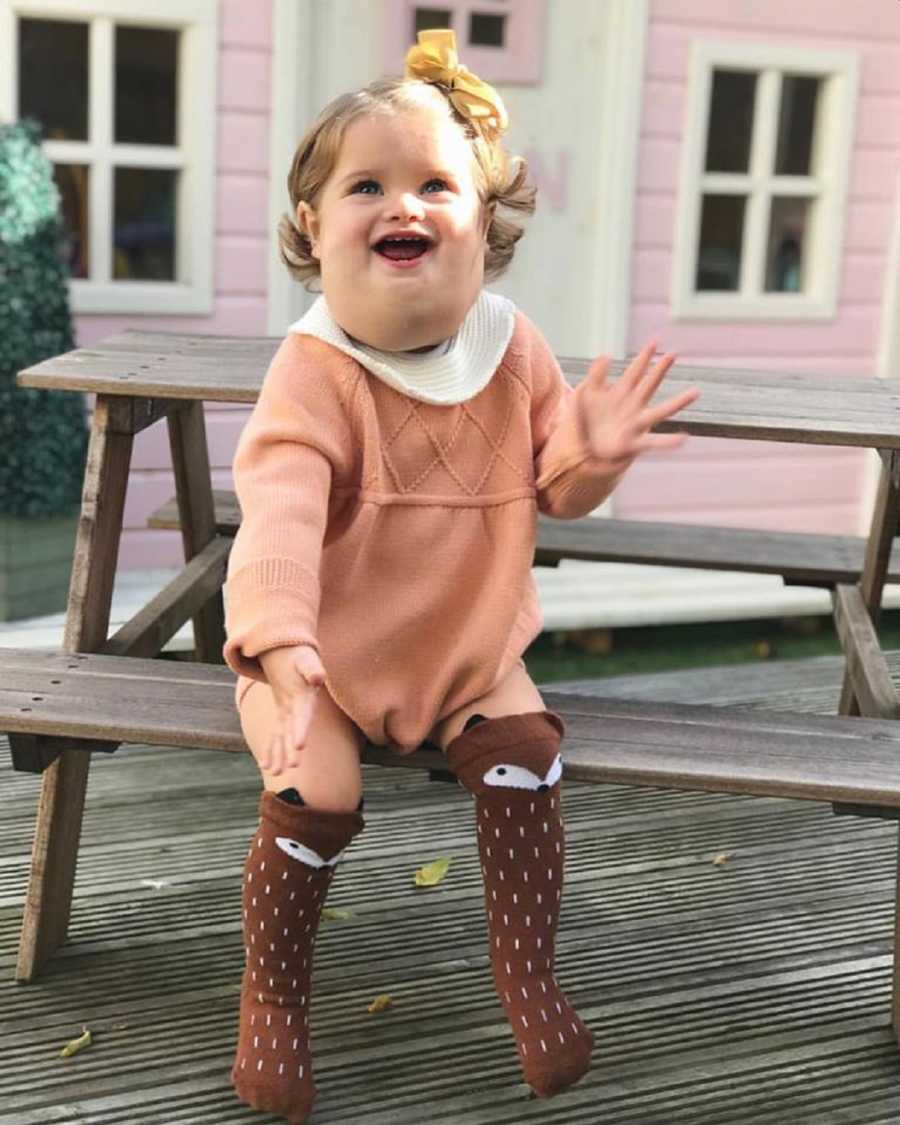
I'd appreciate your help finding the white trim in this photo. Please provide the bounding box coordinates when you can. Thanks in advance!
[859,172,900,534]
[671,40,858,322]
[0,0,217,315]
[266,0,314,335]
[1,0,216,23]
[586,0,647,361]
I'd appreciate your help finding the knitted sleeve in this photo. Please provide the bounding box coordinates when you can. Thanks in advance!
[223,334,357,682]
[525,317,627,519]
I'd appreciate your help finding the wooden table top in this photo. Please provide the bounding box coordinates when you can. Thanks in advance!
[18,329,900,448]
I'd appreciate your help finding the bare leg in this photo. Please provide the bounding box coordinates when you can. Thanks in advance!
[432,661,545,750]
[239,681,365,811]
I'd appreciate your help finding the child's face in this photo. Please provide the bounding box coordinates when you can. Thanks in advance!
[298,101,488,352]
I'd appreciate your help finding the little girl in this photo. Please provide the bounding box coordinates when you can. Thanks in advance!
[223,28,698,1123]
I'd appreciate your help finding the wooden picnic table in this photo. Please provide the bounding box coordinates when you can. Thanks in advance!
[8,328,900,990]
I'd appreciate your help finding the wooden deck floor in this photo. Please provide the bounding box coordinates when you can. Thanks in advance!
[4,655,900,1123]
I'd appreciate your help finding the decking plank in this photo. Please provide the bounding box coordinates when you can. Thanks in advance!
[5,654,900,1121]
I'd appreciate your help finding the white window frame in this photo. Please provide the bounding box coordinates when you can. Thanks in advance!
[671,41,858,322]
[0,0,217,316]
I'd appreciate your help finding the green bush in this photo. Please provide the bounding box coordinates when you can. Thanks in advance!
[0,119,86,518]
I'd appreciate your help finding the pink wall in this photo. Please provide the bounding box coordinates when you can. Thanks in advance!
[88,0,900,571]
[75,0,272,569]
[615,0,900,534]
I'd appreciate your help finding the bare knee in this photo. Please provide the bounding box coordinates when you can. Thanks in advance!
[434,662,545,749]
[239,681,364,813]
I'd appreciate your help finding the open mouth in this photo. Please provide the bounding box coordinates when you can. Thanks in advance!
[374,236,432,262]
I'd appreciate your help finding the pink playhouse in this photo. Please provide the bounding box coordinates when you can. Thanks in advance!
[3,0,899,627]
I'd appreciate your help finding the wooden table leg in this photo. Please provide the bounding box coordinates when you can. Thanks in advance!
[16,398,133,982]
[839,456,900,716]
[167,401,225,663]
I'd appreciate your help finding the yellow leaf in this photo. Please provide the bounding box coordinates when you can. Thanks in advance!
[712,852,733,867]
[367,994,393,1014]
[322,907,353,921]
[60,1027,92,1059]
[414,857,452,887]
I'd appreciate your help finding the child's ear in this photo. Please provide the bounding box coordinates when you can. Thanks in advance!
[296,201,321,259]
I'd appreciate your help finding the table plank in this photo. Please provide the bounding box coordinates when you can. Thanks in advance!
[17,330,900,447]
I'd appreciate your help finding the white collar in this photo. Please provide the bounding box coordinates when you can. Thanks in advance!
[289,290,515,405]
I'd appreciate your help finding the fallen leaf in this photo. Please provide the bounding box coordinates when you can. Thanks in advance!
[712,852,733,867]
[322,907,353,921]
[60,1027,92,1059]
[414,857,452,887]
[367,994,393,1014]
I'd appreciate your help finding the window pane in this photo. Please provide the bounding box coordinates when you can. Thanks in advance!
[113,167,176,280]
[765,196,810,293]
[414,7,453,34]
[115,25,178,145]
[469,12,506,47]
[705,70,756,174]
[52,164,90,279]
[695,194,746,291]
[775,75,820,176]
[18,19,89,142]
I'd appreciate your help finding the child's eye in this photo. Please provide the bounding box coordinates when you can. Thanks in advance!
[423,178,450,194]
[351,179,381,195]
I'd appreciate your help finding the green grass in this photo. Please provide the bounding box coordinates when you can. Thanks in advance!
[523,609,900,684]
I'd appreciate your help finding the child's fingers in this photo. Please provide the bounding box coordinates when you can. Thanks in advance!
[635,431,690,454]
[616,340,658,394]
[640,386,699,429]
[267,729,284,777]
[287,690,318,765]
[633,353,678,406]
[293,646,326,688]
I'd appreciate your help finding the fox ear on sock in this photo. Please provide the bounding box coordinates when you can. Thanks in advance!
[277,788,364,812]
[446,711,594,1098]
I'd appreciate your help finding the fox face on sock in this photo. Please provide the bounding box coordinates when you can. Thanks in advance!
[449,712,565,798]
[482,755,562,793]
[275,837,345,869]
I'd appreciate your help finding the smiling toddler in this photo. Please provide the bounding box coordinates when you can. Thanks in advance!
[223,28,698,1123]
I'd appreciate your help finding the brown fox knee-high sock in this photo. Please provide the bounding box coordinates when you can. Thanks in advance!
[446,711,593,1097]
[232,791,364,1124]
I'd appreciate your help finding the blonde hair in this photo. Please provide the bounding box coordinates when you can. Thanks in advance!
[278,78,536,285]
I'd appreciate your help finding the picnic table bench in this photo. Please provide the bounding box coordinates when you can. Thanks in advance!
[5,330,900,1052]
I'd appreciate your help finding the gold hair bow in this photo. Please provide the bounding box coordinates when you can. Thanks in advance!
[404,28,508,139]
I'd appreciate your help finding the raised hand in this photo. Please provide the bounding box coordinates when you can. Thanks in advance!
[575,340,699,470]
[257,643,326,776]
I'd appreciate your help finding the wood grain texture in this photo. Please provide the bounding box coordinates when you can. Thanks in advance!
[103,536,231,659]
[834,585,900,720]
[7,650,900,808]
[166,403,226,663]
[840,461,900,716]
[18,331,900,448]
[15,398,134,982]
[5,648,900,1122]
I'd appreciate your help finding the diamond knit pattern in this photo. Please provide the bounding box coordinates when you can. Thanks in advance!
[368,370,533,497]
[232,793,364,1124]
[446,712,594,1096]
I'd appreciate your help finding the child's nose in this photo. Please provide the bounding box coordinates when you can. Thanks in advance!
[385,191,426,222]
